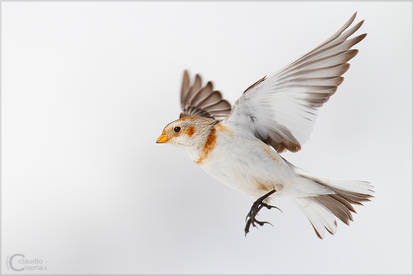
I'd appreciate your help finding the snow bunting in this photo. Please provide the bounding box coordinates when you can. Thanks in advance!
[157,13,373,239]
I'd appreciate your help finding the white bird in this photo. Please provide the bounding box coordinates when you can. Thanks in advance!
[157,12,374,239]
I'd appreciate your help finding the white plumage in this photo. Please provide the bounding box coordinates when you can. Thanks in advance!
[157,12,374,239]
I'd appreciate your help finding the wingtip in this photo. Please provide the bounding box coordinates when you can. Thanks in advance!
[341,63,351,75]
[355,19,365,30]
[358,33,368,44]
[352,13,367,31]
[352,11,358,19]
[194,73,202,82]
[336,76,345,86]
[205,80,214,89]
[347,49,359,60]
[352,33,367,45]
[349,11,357,23]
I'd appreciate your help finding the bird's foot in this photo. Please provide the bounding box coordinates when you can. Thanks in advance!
[244,189,282,236]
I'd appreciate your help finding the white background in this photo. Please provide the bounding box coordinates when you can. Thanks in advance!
[1,1,412,274]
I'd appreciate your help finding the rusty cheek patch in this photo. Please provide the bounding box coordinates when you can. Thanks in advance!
[196,127,217,165]
[186,126,195,137]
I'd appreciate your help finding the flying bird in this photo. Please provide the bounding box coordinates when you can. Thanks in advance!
[156,13,373,239]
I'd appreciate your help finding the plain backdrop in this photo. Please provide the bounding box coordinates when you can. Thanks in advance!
[1,1,412,274]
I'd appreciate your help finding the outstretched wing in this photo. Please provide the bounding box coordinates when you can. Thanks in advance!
[227,12,366,153]
[180,70,231,120]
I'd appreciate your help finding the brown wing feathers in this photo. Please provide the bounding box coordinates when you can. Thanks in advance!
[272,17,366,112]
[241,13,366,153]
[180,70,231,120]
[179,14,365,154]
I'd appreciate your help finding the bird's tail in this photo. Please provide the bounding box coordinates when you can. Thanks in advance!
[293,169,374,239]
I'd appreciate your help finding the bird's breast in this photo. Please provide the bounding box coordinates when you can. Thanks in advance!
[192,123,292,196]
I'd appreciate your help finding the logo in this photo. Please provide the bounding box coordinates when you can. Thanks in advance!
[6,254,47,272]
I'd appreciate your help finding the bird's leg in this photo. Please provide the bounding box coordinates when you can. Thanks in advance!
[244,189,282,236]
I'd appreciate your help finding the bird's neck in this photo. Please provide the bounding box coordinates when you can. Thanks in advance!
[185,124,217,164]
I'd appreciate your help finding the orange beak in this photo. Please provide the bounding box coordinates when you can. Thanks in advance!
[156,134,169,143]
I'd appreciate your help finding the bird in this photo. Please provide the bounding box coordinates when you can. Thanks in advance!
[156,12,374,239]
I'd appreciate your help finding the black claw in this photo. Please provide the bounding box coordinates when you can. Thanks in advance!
[254,220,267,226]
[262,203,283,213]
[244,189,281,236]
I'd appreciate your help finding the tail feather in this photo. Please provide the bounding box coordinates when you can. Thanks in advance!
[295,172,374,239]
[299,197,338,238]
[312,194,354,225]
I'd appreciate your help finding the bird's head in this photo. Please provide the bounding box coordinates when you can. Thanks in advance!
[156,116,216,149]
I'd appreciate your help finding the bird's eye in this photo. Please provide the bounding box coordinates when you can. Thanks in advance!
[174,126,181,133]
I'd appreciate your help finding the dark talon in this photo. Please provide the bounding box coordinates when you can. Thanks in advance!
[262,203,283,213]
[244,189,281,236]
[255,219,272,226]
